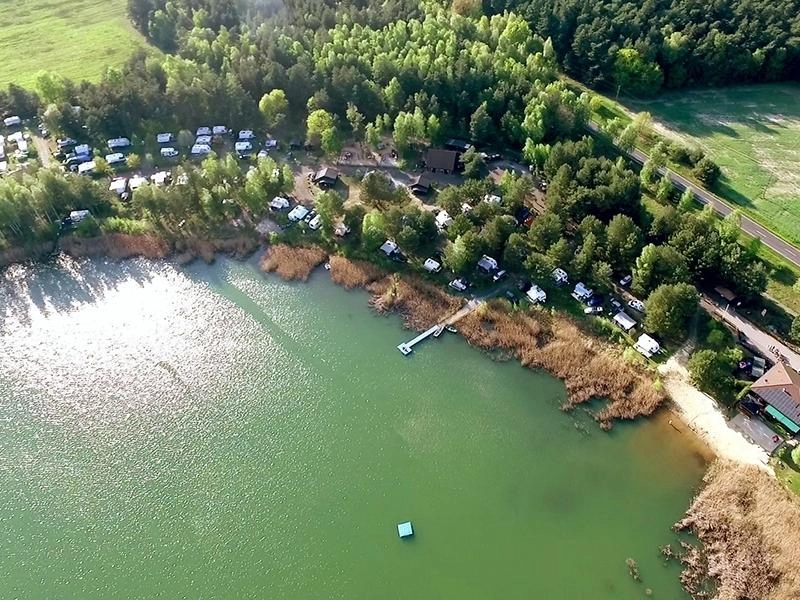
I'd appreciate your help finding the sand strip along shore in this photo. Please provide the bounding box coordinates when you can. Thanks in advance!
[659,357,773,472]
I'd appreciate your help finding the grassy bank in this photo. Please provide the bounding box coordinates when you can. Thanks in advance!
[675,460,800,599]
[0,0,150,87]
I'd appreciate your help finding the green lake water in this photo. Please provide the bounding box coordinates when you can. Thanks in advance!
[0,255,707,599]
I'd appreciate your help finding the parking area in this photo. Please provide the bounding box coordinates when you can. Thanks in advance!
[730,412,783,454]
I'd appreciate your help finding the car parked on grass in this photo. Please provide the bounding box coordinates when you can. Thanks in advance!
[492,269,507,282]
[628,299,646,313]
[584,306,604,315]
[449,278,469,292]
[587,294,604,307]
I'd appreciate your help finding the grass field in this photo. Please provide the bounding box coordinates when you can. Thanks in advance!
[624,84,800,247]
[0,0,149,88]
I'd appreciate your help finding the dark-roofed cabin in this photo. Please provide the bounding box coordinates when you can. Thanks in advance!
[749,362,800,434]
[424,149,458,174]
[312,167,339,188]
[409,174,433,195]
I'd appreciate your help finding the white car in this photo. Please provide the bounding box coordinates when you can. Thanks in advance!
[160,147,179,158]
[195,135,212,146]
[212,125,228,135]
[238,130,256,140]
[627,299,646,313]
[196,126,212,137]
[156,132,174,144]
[448,279,468,292]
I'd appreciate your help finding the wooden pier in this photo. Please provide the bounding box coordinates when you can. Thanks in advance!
[397,300,481,355]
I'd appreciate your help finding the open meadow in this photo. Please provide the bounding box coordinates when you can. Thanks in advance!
[625,84,800,247]
[0,0,149,88]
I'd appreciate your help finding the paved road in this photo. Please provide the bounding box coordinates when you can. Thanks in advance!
[701,296,800,372]
[586,122,800,268]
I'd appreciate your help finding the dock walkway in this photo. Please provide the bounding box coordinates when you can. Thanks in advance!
[397,299,481,355]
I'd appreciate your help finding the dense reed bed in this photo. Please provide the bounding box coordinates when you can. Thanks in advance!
[328,256,385,289]
[674,461,800,600]
[60,233,171,260]
[259,244,328,281]
[324,258,665,428]
[456,301,666,429]
[366,273,463,331]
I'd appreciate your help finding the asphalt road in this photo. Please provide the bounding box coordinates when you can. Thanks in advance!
[702,296,800,372]
[586,122,800,268]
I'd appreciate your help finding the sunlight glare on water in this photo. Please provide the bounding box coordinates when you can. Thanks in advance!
[0,255,704,599]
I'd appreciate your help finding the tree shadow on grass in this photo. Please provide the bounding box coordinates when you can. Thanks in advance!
[713,176,755,208]
[771,265,797,286]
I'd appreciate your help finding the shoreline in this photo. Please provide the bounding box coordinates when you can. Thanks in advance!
[0,232,260,270]
[8,239,800,598]
[658,357,773,472]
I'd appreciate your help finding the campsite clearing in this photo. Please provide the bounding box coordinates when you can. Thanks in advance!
[0,0,150,88]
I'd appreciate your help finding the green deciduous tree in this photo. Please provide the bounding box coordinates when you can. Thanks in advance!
[644,283,699,340]
[632,243,689,296]
[692,157,721,187]
[605,214,642,272]
[688,349,739,404]
[613,48,664,97]
[259,89,288,129]
[306,109,335,148]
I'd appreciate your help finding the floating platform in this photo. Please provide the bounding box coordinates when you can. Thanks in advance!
[397,521,414,538]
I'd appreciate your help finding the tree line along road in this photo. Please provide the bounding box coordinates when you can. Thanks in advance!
[585,121,800,269]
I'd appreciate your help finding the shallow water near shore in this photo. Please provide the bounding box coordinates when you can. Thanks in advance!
[0,255,706,599]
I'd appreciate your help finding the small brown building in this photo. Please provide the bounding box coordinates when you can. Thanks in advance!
[312,167,339,187]
[424,149,458,174]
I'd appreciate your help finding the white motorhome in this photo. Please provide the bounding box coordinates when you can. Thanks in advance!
[107,137,131,150]
[77,160,96,175]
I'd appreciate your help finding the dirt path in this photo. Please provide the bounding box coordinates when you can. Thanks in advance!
[32,133,51,167]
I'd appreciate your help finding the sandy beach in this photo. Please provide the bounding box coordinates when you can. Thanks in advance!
[658,357,773,472]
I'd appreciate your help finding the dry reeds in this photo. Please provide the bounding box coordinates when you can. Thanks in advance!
[367,274,462,331]
[323,266,666,428]
[456,303,666,428]
[675,461,800,599]
[61,233,171,260]
[260,244,327,281]
[329,256,385,289]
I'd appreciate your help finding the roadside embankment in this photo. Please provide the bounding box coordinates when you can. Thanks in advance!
[674,461,800,600]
